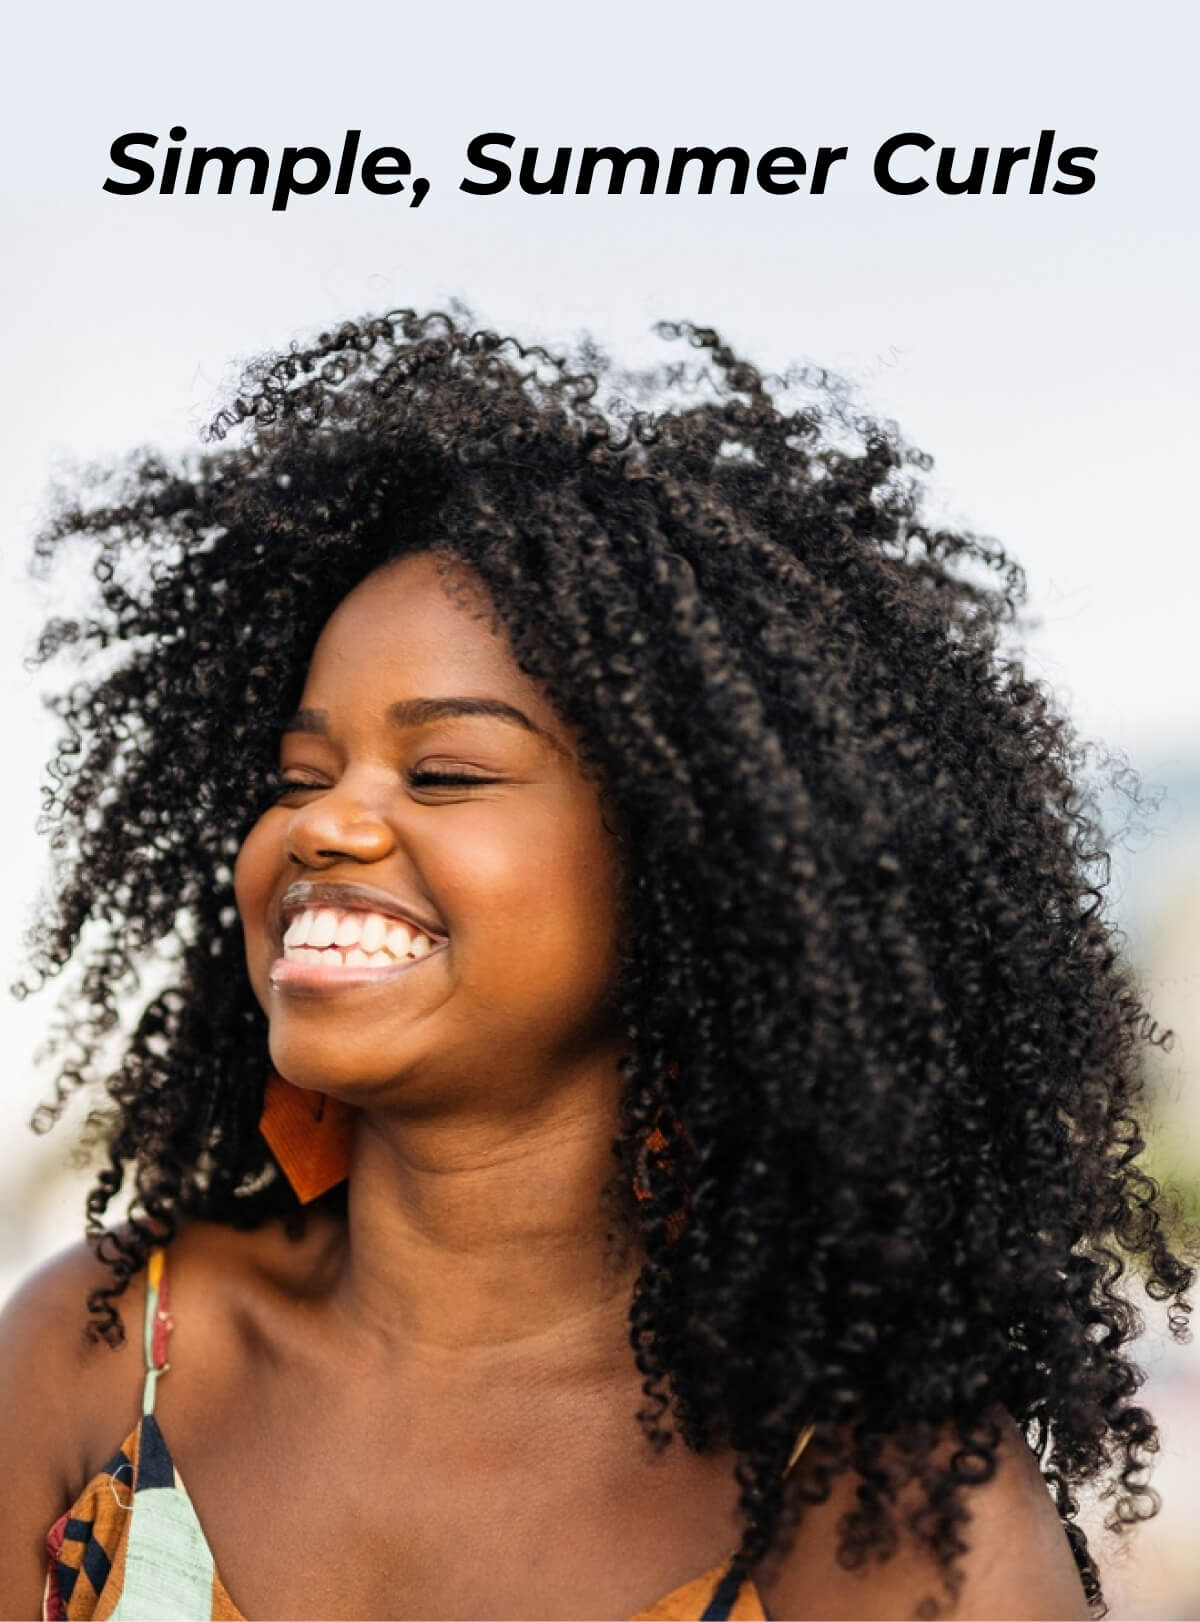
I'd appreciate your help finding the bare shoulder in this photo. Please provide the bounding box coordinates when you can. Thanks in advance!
[0,1214,340,1618]
[0,1233,148,1619]
[105,1212,349,1403]
[0,1233,145,1452]
[758,1408,1091,1621]
[0,1213,331,1468]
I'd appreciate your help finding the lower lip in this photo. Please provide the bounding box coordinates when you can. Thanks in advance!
[268,943,449,996]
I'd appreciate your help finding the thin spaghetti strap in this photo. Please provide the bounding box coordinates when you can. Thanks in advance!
[140,1246,173,1416]
[782,1419,815,1479]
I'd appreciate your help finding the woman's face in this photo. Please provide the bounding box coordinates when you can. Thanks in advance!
[234,552,630,1118]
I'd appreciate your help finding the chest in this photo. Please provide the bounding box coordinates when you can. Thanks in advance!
[155,1366,747,1620]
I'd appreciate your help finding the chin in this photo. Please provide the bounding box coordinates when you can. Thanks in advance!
[270,1057,384,1100]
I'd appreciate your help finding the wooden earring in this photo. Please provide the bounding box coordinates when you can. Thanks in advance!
[258,1070,355,1203]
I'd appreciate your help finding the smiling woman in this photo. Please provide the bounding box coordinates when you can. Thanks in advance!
[0,309,1192,1622]
[236,555,631,1126]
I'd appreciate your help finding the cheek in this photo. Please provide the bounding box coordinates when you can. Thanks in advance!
[440,809,621,978]
[233,816,279,947]
[524,819,625,971]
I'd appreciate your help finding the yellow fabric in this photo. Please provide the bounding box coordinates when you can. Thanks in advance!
[631,1560,766,1619]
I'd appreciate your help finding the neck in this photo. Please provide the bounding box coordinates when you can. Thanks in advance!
[328,1069,642,1369]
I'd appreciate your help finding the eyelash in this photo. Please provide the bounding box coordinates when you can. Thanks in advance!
[410,770,496,788]
[266,769,495,799]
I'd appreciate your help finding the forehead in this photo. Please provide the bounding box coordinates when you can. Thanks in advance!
[302,553,564,738]
[312,554,508,674]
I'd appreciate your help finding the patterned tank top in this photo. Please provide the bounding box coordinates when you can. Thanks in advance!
[43,1248,814,1619]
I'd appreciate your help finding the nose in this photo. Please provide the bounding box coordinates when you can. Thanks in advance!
[284,775,396,868]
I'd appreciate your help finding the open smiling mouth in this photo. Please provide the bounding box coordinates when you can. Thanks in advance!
[269,905,448,991]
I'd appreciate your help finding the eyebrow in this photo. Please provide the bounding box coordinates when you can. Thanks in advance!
[283,696,566,753]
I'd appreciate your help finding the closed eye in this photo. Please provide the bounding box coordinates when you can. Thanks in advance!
[265,772,324,800]
[408,770,498,787]
[264,769,499,800]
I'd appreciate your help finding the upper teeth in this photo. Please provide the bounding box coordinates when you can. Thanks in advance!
[282,907,437,965]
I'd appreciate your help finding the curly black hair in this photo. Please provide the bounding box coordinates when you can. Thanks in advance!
[17,307,1197,1617]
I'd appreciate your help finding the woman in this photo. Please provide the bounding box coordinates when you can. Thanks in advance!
[0,310,1191,1620]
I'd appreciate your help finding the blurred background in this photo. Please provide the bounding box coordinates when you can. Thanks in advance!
[2,1,1197,1612]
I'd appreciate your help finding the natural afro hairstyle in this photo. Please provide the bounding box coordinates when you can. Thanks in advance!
[18,307,1196,1616]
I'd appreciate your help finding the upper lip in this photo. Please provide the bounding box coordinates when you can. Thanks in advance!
[278,880,448,944]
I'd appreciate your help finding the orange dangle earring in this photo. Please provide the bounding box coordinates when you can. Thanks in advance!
[632,1059,690,1244]
[258,1070,355,1203]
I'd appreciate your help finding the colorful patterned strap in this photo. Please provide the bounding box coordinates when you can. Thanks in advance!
[141,1248,172,1417]
[43,1247,239,1620]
